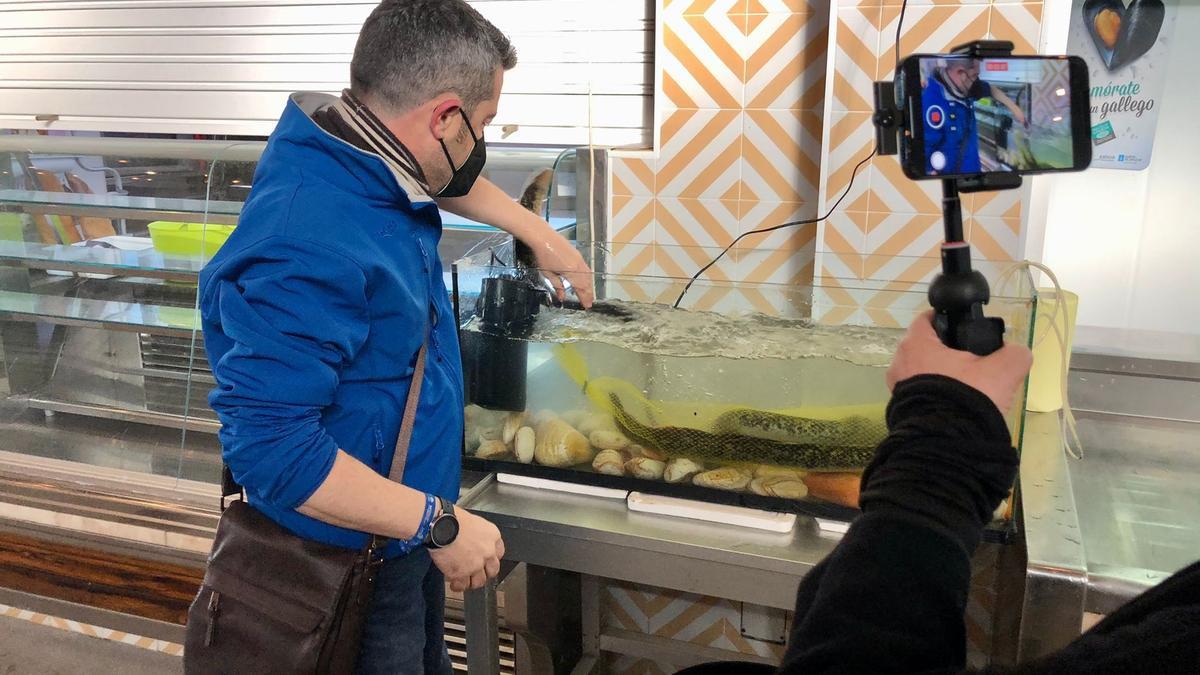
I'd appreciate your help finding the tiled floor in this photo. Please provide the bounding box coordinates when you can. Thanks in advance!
[0,614,182,675]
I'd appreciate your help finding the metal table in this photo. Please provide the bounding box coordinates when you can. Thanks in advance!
[1018,342,1200,659]
[459,476,844,674]
[1068,412,1200,611]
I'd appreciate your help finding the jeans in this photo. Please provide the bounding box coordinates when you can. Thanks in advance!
[355,548,453,675]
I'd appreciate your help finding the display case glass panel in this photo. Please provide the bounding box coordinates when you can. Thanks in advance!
[1,132,586,496]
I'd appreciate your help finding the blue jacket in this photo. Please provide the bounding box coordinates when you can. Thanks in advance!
[922,75,991,175]
[200,93,464,555]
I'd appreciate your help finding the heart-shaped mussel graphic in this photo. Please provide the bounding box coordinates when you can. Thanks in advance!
[1083,0,1166,72]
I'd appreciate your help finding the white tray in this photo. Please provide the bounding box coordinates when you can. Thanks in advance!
[626,492,797,533]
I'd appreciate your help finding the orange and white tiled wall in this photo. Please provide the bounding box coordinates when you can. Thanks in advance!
[607,0,1044,324]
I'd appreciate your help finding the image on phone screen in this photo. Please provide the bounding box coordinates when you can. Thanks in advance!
[917,57,1075,176]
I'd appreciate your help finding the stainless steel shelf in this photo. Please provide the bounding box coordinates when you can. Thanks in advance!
[0,189,242,226]
[0,290,197,336]
[1068,412,1200,614]
[26,396,219,434]
[460,478,838,611]
[0,240,206,281]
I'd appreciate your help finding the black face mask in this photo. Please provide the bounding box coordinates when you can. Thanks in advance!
[944,69,985,100]
[436,109,486,198]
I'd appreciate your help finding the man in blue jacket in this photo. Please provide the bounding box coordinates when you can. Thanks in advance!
[922,58,1027,175]
[199,1,593,672]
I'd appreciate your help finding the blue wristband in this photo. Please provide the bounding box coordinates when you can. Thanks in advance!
[399,493,438,553]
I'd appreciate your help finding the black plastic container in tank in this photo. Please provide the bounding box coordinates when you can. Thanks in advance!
[461,276,544,411]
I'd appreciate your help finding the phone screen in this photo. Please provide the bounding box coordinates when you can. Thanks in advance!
[904,55,1089,179]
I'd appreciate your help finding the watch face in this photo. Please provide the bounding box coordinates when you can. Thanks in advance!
[432,516,459,547]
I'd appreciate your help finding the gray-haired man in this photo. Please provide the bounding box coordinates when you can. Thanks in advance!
[200,1,592,672]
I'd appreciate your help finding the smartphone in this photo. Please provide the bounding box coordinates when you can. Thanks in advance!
[897,54,1091,180]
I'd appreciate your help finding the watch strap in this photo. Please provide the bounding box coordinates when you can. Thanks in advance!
[424,497,458,548]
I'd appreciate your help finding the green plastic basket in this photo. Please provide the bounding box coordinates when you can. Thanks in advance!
[0,213,26,241]
[148,221,235,258]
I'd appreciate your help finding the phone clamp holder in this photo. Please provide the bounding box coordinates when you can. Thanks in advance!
[872,39,1021,355]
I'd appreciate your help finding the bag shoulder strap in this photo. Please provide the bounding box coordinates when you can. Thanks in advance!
[387,335,429,483]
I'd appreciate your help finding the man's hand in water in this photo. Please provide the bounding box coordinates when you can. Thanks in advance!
[527,227,595,309]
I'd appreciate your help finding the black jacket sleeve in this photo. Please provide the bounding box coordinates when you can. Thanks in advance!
[778,375,1018,675]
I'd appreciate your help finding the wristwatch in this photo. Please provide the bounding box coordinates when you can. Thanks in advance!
[423,497,459,549]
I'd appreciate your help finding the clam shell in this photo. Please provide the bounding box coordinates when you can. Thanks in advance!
[753,465,807,480]
[626,457,666,480]
[663,458,704,484]
[503,412,529,445]
[514,426,535,464]
[534,419,594,467]
[477,427,501,448]
[476,439,510,460]
[589,429,630,451]
[592,449,627,476]
[629,444,667,462]
[749,476,808,499]
[692,467,751,491]
[532,409,559,426]
[578,413,617,438]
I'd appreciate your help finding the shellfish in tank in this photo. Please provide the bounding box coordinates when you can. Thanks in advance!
[626,457,666,480]
[749,476,808,499]
[692,467,752,491]
[476,439,510,460]
[589,429,631,451]
[502,412,529,445]
[514,426,536,464]
[534,419,594,467]
[592,449,628,476]
[663,458,704,484]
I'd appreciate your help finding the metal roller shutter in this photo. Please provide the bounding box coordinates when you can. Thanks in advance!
[0,0,654,146]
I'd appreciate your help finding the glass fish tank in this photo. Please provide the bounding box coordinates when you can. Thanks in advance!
[452,242,1035,535]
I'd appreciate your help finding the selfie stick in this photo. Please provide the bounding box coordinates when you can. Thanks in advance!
[873,40,1019,356]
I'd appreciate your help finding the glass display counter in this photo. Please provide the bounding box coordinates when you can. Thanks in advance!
[0,132,593,494]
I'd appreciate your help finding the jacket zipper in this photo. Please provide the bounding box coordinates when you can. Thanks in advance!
[204,589,220,647]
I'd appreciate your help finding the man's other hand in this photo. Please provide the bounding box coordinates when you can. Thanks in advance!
[429,507,505,592]
[887,311,1033,415]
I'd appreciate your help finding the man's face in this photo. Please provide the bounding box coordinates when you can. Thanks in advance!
[945,61,981,97]
[426,68,503,193]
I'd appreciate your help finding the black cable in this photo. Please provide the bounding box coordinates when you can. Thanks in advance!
[672,148,877,308]
[895,0,909,79]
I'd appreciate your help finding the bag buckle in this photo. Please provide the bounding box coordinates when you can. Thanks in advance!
[367,535,385,566]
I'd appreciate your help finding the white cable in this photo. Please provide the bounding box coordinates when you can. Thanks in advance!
[586,47,597,253]
[994,259,1083,459]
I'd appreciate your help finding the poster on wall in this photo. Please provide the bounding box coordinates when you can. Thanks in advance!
[1068,0,1178,170]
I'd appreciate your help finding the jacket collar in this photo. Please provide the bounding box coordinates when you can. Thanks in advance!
[266,92,438,212]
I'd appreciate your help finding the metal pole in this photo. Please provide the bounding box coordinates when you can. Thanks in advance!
[465,581,502,675]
